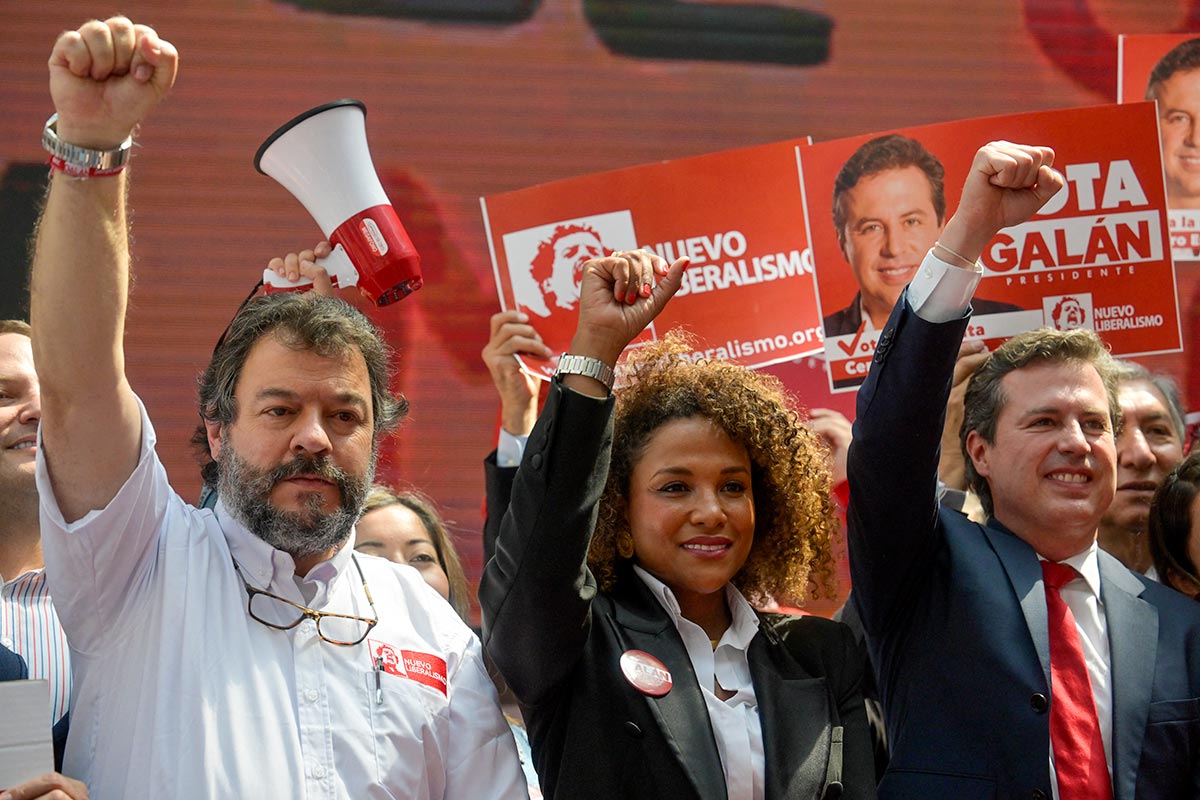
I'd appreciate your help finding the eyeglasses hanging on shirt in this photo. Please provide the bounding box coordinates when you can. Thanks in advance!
[232,554,378,646]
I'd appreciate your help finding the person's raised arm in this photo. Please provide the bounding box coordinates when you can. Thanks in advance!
[31,17,177,522]
[480,249,685,704]
[848,142,1063,636]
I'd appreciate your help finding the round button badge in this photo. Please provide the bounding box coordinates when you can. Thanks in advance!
[620,649,673,697]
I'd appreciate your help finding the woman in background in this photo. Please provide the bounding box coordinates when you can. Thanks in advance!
[355,486,470,619]
[1149,451,1200,600]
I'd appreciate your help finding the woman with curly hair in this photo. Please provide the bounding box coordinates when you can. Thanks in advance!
[480,249,874,800]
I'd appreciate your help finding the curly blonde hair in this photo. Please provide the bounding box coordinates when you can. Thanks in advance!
[589,332,839,606]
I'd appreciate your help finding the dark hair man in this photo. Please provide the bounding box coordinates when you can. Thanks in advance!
[849,141,1200,798]
[1096,361,1186,575]
[1147,38,1200,209]
[824,134,1019,337]
[30,17,526,799]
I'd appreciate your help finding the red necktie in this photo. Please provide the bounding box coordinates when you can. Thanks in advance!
[1042,560,1113,800]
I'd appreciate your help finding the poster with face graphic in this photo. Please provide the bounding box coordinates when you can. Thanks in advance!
[1119,34,1200,263]
[800,102,1180,391]
[482,138,824,381]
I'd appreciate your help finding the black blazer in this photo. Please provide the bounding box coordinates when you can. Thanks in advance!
[848,293,1200,799]
[481,382,876,800]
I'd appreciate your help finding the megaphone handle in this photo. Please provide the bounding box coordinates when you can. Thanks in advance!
[315,244,360,288]
[261,244,360,292]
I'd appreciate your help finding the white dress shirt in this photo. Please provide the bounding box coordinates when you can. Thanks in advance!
[634,565,765,800]
[909,248,1114,800]
[37,397,527,800]
[1,568,70,722]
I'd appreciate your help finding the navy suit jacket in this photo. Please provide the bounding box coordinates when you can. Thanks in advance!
[847,294,1200,800]
[1,642,27,681]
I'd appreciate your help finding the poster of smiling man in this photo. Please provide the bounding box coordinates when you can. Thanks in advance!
[800,102,1180,391]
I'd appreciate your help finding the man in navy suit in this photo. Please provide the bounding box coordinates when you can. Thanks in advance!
[849,141,1200,799]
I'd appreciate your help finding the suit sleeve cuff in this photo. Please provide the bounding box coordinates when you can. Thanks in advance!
[906,248,982,323]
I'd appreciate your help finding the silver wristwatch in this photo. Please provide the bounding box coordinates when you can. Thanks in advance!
[42,113,133,173]
[554,353,615,392]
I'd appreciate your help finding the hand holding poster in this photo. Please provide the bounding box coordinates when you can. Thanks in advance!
[801,102,1180,390]
[1119,33,1200,262]
[481,139,825,380]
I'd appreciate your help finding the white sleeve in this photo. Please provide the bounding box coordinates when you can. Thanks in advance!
[443,636,530,799]
[496,429,529,469]
[906,247,983,323]
[36,395,174,654]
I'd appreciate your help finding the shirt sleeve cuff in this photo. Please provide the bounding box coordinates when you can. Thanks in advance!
[496,429,528,468]
[906,247,983,323]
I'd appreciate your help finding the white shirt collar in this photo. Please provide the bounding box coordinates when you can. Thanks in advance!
[1041,540,1103,599]
[215,498,356,604]
[2,568,45,590]
[632,564,760,650]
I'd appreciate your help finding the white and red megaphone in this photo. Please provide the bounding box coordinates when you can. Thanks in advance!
[255,99,422,305]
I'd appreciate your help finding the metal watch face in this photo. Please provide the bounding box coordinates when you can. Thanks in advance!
[42,117,132,171]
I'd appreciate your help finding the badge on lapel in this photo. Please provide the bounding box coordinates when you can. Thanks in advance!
[620,649,673,697]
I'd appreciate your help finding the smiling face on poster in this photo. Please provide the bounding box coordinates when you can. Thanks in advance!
[1121,34,1200,260]
[801,102,1180,391]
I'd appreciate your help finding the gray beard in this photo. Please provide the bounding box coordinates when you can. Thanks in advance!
[216,443,373,560]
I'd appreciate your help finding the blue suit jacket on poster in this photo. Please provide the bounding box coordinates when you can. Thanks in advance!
[847,293,1200,800]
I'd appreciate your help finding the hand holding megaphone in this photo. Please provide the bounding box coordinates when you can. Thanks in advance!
[265,240,359,297]
[256,99,421,306]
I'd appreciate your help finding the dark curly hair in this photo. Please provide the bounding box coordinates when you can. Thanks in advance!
[588,332,839,606]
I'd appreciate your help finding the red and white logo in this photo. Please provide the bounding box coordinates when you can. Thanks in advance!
[1043,293,1093,331]
[369,639,448,696]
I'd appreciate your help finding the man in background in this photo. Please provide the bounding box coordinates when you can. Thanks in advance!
[1098,360,1186,575]
[0,320,70,729]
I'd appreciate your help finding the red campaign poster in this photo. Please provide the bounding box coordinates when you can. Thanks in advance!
[1119,34,1200,262]
[800,102,1180,392]
[480,139,825,380]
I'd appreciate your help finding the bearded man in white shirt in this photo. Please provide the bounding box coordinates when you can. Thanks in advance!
[29,16,526,800]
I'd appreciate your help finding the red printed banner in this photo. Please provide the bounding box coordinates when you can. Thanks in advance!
[369,639,448,696]
[481,139,824,379]
[1119,34,1200,264]
[800,103,1180,391]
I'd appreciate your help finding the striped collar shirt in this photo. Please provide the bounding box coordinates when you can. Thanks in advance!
[1,567,70,722]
